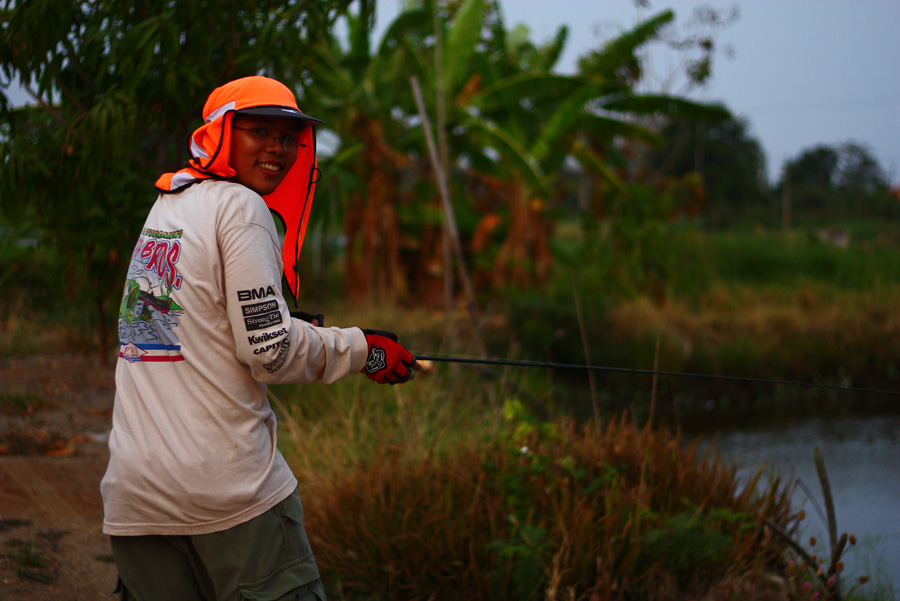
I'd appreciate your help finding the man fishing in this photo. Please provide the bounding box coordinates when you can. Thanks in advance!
[101,75,419,600]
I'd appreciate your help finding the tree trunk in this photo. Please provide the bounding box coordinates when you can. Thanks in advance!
[342,121,406,303]
[413,220,448,310]
[494,182,551,288]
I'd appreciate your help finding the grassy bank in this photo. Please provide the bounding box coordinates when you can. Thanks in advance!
[270,367,891,600]
[505,227,900,425]
[273,376,804,600]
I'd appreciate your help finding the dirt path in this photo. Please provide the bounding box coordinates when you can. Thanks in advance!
[0,353,118,600]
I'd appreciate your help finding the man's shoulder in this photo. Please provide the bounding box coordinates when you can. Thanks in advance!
[184,180,264,211]
[194,179,261,202]
[193,180,271,227]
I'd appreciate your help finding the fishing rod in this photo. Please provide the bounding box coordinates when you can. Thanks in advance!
[412,353,900,398]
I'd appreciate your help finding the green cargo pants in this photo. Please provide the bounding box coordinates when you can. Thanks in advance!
[110,490,325,601]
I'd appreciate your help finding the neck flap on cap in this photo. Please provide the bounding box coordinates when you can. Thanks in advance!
[155,76,321,300]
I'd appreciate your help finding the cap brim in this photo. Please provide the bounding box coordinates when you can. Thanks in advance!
[236,105,325,126]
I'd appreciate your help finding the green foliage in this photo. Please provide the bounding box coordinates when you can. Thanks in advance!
[646,117,770,227]
[0,0,352,351]
[1,0,740,319]
[640,511,733,589]
[486,519,554,601]
[505,180,705,365]
[577,9,674,85]
[779,142,898,219]
[4,537,58,583]
[604,183,705,300]
[0,226,65,315]
[0,225,91,354]
[701,231,900,290]
[505,224,900,414]
[441,0,486,91]
[504,270,607,366]
[298,1,731,299]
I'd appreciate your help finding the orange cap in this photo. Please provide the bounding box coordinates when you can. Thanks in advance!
[156,76,323,299]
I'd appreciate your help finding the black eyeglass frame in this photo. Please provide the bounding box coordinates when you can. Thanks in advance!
[232,125,305,151]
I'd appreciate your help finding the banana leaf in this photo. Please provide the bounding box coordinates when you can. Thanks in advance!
[580,10,675,79]
[376,5,430,59]
[573,141,630,198]
[442,0,485,93]
[530,83,602,164]
[602,94,730,121]
[578,114,663,146]
[466,118,550,198]
[470,73,587,111]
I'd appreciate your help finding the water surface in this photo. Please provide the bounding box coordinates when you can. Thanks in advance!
[698,414,900,592]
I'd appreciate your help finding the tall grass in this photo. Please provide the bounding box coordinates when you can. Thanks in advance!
[0,297,87,357]
[697,230,900,292]
[276,369,800,600]
[605,282,900,379]
[506,228,900,418]
[271,361,500,481]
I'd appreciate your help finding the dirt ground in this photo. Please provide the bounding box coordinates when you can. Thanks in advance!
[0,353,119,600]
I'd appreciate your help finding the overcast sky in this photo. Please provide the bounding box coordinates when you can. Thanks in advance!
[378,0,900,185]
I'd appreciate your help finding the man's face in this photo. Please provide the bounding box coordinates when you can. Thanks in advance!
[228,114,301,196]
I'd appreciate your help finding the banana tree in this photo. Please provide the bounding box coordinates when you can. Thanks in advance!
[459,9,730,287]
[304,0,497,306]
[304,1,730,302]
[394,0,569,290]
[302,0,444,303]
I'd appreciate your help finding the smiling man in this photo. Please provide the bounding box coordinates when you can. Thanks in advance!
[228,115,301,196]
[102,76,419,601]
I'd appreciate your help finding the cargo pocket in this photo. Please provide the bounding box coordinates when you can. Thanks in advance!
[241,492,324,601]
[239,560,325,601]
[279,492,315,562]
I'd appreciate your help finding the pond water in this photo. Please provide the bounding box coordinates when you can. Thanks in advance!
[696,414,900,594]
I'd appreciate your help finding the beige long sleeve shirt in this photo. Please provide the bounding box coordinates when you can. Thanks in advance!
[101,180,368,535]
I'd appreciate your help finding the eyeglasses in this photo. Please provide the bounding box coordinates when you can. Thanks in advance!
[232,125,304,151]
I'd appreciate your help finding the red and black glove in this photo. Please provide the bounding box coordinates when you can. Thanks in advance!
[362,329,418,385]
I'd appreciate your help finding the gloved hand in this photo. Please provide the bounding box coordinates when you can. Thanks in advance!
[290,311,325,327]
[362,329,419,385]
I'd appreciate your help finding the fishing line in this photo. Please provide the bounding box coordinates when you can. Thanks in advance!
[412,353,900,398]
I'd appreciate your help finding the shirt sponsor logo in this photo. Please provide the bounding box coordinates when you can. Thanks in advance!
[241,300,279,317]
[248,328,287,345]
[263,339,291,373]
[254,341,283,355]
[244,311,283,331]
[237,286,277,302]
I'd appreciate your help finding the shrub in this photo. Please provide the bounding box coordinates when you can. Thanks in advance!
[302,406,798,600]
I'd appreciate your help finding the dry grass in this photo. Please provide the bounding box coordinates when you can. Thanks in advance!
[273,358,500,484]
[602,283,900,383]
[278,374,800,601]
[0,299,86,358]
[267,298,888,600]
